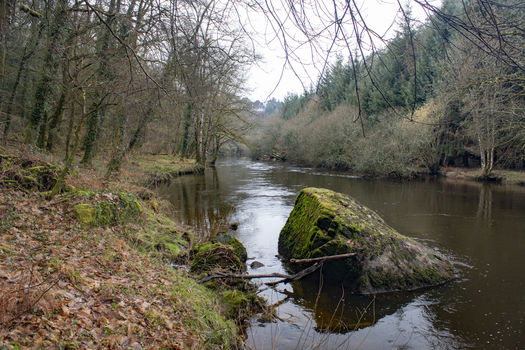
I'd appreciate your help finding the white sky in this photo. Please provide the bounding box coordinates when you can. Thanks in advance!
[243,0,440,102]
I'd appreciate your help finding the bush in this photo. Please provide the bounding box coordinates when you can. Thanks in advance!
[249,99,441,177]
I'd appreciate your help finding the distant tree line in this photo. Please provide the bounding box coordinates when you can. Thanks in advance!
[251,0,525,177]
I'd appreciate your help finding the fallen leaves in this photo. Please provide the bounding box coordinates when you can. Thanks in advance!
[0,189,191,349]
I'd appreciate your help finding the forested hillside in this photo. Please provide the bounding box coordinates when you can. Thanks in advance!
[0,0,523,178]
[251,0,525,178]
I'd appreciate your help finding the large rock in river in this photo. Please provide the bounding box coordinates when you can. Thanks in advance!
[278,188,453,294]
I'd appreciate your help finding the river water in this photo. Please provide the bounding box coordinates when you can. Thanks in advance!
[157,158,525,349]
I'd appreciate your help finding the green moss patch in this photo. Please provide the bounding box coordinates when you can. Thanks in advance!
[167,271,242,348]
[129,207,192,262]
[73,191,142,226]
[0,154,61,191]
[128,155,204,186]
[191,243,245,275]
[73,203,96,225]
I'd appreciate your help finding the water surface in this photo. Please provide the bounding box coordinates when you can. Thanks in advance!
[157,159,525,349]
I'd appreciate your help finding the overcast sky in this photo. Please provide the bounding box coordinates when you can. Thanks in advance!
[243,0,440,102]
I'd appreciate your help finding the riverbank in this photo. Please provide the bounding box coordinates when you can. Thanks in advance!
[0,149,248,349]
[123,154,204,187]
[258,156,525,186]
[443,167,525,186]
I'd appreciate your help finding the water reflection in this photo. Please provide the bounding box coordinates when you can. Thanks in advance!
[157,167,235,240]
[157,159,525,349]
[477,184,493,222]
[249,290,464,350]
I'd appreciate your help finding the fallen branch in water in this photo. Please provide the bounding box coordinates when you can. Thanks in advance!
[265,262,323,286]
[289,252,356,264]
[198,262,323,286]
[199,253,356,285]
[199,272,290,283]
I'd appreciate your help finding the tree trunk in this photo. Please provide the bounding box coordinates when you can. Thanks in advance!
[81,0,117,163]
[64,100,75,161]
[105,104,126,178]
[80,106,102,163]
[2,20,43,141]
[128,107,151,151]
[180,103,191,157]
[26,0,67,146]
[50,89,88,198]
[45,85,67,151]
[209,135,220,166]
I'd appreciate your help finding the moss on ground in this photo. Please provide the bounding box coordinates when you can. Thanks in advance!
[71,188,194,263]
[74,203,96,225]
[221,290,250,319]
[126,155,204,186]
[0,154,61,191]
[167,271,242,348]
[129,206,192,262]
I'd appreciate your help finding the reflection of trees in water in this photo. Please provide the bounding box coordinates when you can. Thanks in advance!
[288,275,413,334]
[476,184,493,223]
[284,276,461,348]
[162,168,234,240]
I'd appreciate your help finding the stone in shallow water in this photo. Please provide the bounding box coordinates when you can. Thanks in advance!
[250,261,264,269]
[278,187,454,294]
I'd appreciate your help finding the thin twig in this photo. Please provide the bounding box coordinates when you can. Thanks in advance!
[289,252,356,264]
[3,279,59,326]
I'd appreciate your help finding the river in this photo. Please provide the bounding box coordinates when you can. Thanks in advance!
[157,158,525,349]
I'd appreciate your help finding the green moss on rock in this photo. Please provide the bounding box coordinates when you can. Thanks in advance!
[215,233,247,262]
[73,191,142,227]
[278,188,454,294]
[0,155,60,191]
[73,203,96,225]
[191,243,245,275]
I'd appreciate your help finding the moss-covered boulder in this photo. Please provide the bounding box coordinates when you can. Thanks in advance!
[0,155,60,191]
[215,233,247,263]
[191,243,245,275]
[278,188,453,294]
[73,191,142,226]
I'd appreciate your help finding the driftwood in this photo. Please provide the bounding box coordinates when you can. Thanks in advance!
[199,252,355,286]
[265,262,322,286]
[199,271,292,283]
